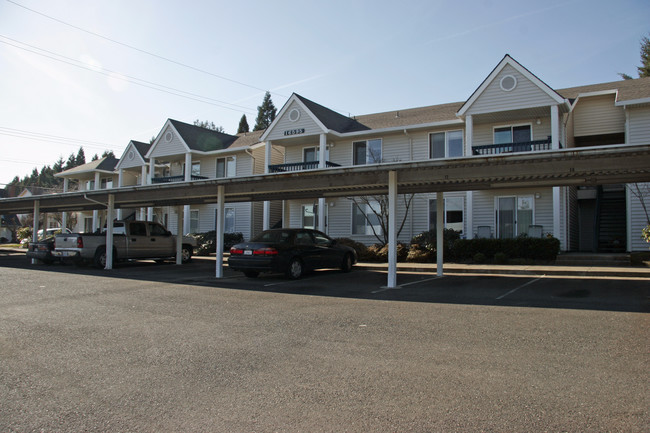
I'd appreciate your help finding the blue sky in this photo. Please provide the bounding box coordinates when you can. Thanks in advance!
[1,0,648,186]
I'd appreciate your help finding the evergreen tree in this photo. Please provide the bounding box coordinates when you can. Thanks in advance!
[65,152,77,170]
[53,156,64,173]
[91,154,99,161]
[75,147,86,166]
[619,33,650,79]
[193,119,225,133]
[101,150,116,159]
[237,114,250,134]
[253,91,277,131]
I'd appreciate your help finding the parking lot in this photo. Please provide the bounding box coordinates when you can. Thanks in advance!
[1,250,648,432]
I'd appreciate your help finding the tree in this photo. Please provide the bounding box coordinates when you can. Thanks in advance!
[193,119,225,133]
[348,194,415,246]
[253,91,277,131]
[101,150,115,159]
[237,114,250,134]
[91,154,99,161]
[75,147,86,166]
[619,34,650,79]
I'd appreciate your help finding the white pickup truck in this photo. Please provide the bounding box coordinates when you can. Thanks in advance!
[53,220,196,268]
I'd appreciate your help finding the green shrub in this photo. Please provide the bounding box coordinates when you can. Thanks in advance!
[453,235,560,262]
[17,227,32,243]
[494,252,508,264]
[363,243,409,262]
[411,229,461,260]
[407,244,435,263]
[190,231,244,255]
[473,252,487,264]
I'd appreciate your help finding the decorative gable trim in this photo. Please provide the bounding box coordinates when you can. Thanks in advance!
[260,93,329,141]
[457,54,567,117]
[145,119,191,158]
[115,141,146,170]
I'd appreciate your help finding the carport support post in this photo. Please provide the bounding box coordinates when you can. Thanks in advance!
[176,206,183,265]
[215,185,225,278]
[387,171,397,288]
[105,194,114,270]
[436,191,444,276]
[31,200,40,264]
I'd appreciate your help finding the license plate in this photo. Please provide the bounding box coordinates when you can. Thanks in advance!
[54,251,79,257]
[244,250,253,255]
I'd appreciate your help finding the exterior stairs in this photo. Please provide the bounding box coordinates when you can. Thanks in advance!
[596,185,627,253]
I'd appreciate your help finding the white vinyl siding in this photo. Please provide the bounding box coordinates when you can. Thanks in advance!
[573,94,625,137]
[627,106,650,145]
[265,101,324,141]
[465,65,558,115]
[150,125,187,158]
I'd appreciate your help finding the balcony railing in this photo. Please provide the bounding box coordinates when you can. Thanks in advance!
[472,136,561,156]
[268,161,341,173]
[151,174,208,184]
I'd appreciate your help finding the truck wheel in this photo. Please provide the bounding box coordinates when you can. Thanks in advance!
[181,245,192,263]
[94,248,107,268]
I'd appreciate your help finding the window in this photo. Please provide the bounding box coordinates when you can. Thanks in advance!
[430,130,463,159]
[494,125,531,144]
[225,208,235,233]
[302,205,316,229]
[429,197,464,233]
[191,162,201,177]
[190,210,199,233]
[353,139,382,165]
[496,195,534,238]
[352,201,382,235]
[130,222,147,236]
[148,223,168,236]
[303,147,317,163]
[86,180,95,190]
[216,156,236,178]
[100,178,113,189]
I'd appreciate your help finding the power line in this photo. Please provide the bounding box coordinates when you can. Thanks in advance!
[0,128,114,152]
[6,0,286,100]
[0,35,257,114]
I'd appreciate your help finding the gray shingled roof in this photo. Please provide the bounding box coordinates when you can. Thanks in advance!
[131,141,151,160]
[56,156,119,177]
[296,76,650,133]
[229,130,264,149]
[169,119,239,152]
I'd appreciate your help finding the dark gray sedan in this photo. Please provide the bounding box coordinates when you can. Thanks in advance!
[228,228,357,279]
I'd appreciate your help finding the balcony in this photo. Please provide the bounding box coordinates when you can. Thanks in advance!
[151,174,208,184]
[268,161,341,173]
[472,136,560,156]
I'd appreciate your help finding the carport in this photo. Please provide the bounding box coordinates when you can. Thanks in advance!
[1,144,649,288]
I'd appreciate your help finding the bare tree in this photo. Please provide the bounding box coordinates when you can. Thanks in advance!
[348,194,414,246]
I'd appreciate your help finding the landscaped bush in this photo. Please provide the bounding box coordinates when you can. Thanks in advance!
[334,238,368,260]
[410,229,461,260]
[406,244,435,263]
[17,227,32,245]
[363,243,409,262]
[190,231,244,255]
[452,234,560,262]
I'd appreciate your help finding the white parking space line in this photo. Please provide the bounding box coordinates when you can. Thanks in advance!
[496,276,544,300]
[373,276,444,293]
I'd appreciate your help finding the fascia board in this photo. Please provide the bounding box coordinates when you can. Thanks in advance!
[615,96,650,107]
[329,119,465,139]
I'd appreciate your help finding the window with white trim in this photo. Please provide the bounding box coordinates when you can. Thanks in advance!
[430,130,463,159]
[352,201,382,235]
[494,125,531,144]
[353,139,382,165]
[225,208,235,233]
[216,156,236,178]
[190,210,199,233]
[429,197,464,233]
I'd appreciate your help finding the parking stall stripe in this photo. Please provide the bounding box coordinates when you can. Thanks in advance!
[496,276,544,300]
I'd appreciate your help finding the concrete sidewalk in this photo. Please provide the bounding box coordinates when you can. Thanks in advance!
[3,246,648,278]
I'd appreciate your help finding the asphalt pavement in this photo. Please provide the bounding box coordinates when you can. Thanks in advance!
[0,249,648,432]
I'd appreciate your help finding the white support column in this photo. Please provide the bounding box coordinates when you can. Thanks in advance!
[184,153,192,181]
[283,200,291,228]
[318,198,326,233]
[117,170,123,220]
[183,205,190,234]
[62,178,68,230]
[92,172,100,232]
[263,201,270,230]
[215,185,225,278]
[105,194,114,270]
[436,191,444,277]
[466,191,473,239]
[264,141,272,174]
[147,207,154,222]
[551,105,560,150]
[176,206,183,265]
[465,114,473,155]
[387,171,398,288]
[148,158,155,184]
[31,200,40,264]
[553,187,561,246]
[319,133,327,168]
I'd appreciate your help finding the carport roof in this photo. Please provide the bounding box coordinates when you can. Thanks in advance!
[1,144,649,214]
